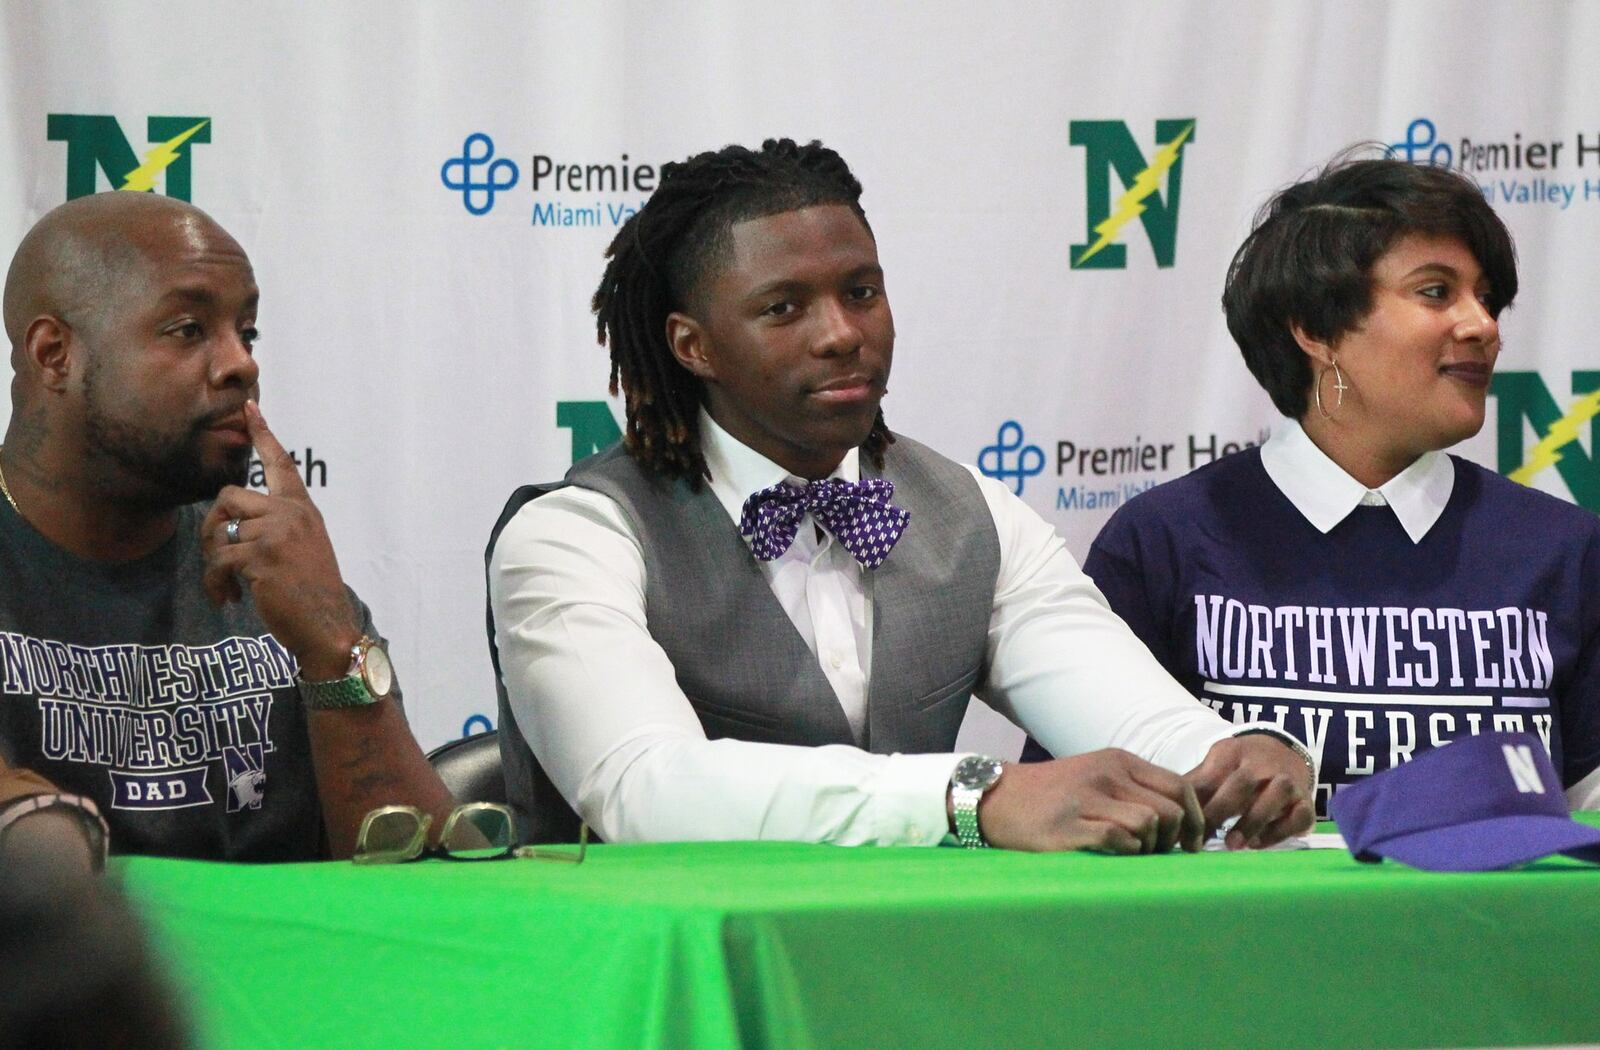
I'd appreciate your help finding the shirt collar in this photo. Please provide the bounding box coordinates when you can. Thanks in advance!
[699,408,859,527]
[1259,417,1454,544]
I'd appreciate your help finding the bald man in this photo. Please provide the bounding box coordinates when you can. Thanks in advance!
[0,193,455,865]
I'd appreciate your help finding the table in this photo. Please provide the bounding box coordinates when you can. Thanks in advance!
[117,819,1600,1050]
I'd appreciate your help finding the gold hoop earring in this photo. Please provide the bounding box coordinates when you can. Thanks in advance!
[1315,359,1347,420]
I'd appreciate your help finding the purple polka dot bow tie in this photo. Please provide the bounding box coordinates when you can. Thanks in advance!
[738,477,911,569]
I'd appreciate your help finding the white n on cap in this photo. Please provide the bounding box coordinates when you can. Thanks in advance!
[1503,743,1547,795]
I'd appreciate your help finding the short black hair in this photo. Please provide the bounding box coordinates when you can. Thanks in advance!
[591,137,891,486]
[1222,153,1518,418]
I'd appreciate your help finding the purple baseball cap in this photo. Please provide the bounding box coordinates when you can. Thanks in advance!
[1328,731,1600,872]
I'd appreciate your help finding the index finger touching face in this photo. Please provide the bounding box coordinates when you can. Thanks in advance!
[244,400,307,499]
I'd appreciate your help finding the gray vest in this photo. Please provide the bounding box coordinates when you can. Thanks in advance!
[488,434,1000,842]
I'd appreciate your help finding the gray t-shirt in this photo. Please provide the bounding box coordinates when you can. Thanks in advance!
[0,499,381,860]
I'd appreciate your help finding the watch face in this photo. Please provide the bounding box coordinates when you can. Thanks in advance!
[953,756,1004,790]
[361,643,394,698]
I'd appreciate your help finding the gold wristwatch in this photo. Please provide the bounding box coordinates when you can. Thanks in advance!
[297,636,394,709]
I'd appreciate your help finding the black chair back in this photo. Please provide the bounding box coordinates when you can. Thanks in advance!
[425,731,507,806]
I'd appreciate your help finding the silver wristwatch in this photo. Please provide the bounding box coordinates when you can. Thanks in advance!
[949,755,1005,849]
[297,636,394,710]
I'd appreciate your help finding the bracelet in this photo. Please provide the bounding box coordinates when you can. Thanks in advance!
[0,792,110,871]
[1231,722,1318,800]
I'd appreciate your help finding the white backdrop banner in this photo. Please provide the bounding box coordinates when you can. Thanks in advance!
[3,1,1597,751]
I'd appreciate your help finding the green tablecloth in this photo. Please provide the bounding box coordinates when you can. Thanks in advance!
[117,819,1600,1050]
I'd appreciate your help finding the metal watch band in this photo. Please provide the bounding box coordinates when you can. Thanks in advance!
[297,638,385,710]
[953,785,987,849]
[950,755,1004,849]
[297,674,379,710]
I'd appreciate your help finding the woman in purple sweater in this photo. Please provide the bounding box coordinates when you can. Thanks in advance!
[1029,156,1600,818]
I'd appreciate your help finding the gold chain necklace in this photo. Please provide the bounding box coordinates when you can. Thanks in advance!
[0,446,19,515]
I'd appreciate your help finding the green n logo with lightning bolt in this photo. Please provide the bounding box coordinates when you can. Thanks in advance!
[46,115,211,201]
[1070,119,1195,270]
[1491,371,1600,511]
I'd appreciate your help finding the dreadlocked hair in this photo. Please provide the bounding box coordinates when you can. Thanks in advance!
[591,137,894,488]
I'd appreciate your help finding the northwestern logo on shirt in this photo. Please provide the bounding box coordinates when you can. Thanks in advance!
[1,632,297,811]
[223,742,266,812]
[1191,595,1556,813]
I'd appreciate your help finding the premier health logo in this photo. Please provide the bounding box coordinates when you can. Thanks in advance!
[441,133,521,215]
[978,422,1045,495]
[1387,118,1455,167]
[978,419,1267,512]
[439,132,657,228]
[1386,115,1600,209]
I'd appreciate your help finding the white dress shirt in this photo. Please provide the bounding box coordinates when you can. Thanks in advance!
[489,413,1235,844]
[1260,417,1454,543]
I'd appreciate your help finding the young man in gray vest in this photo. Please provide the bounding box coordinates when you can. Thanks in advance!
[0,192,456,869]
[489,139,1315,851]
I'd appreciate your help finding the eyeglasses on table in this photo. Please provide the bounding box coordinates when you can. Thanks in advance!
[353,802,588,865]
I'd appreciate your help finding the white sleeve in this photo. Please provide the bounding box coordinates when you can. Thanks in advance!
[965,468,1233,773]
[488,487,960,845]
[1568,765,1600,811]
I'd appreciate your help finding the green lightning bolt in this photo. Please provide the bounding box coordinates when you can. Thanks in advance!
[118,119,210,193]
[1509,388,1600,485]
[1073,121,1195,268]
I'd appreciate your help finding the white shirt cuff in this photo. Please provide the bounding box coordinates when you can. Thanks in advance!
[872,752,967,846]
